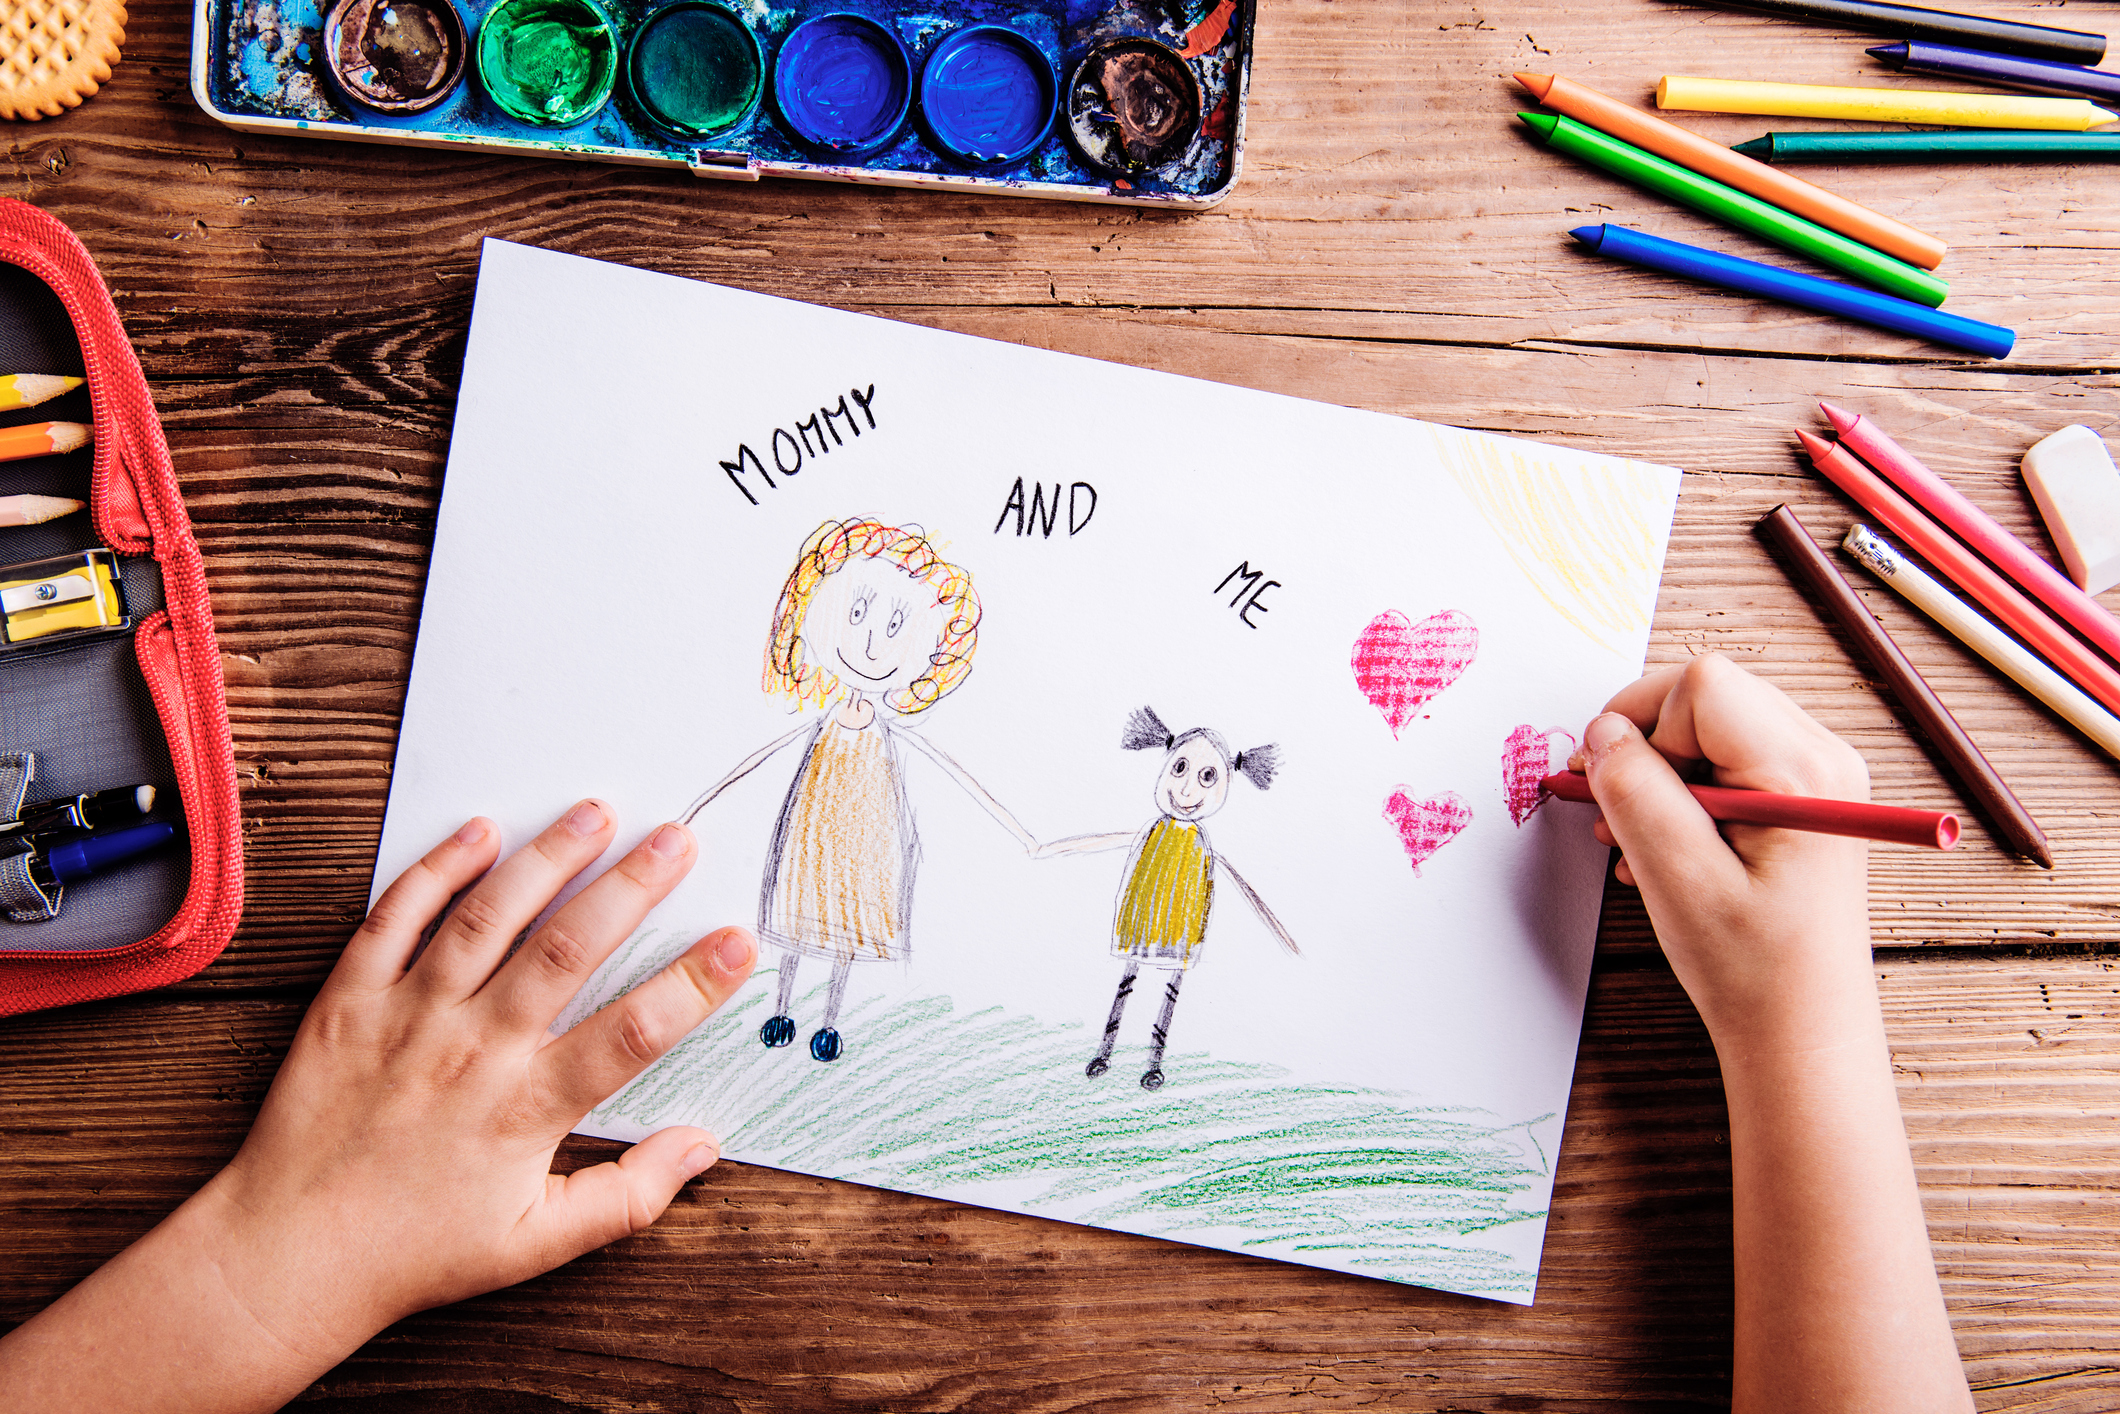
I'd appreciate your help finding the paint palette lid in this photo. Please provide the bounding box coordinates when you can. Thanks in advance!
[1065,36,1200,176]
[625,1,763,139]
[773,12,912,158]
[320,0,468,116]
[918,25,1056,166]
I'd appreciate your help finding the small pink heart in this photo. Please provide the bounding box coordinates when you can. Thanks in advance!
[1502,725,1577,827]
[1352,609,1479,738]
[1383,788,1473,876]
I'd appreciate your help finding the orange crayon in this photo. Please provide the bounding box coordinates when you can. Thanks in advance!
[1514,72,1948,271]
[0,420,90,463]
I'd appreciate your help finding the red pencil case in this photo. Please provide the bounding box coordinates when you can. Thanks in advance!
[0,200,243,1016]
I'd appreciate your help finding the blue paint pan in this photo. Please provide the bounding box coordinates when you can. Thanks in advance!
[918,25,1055,166]
[772,12,911,158]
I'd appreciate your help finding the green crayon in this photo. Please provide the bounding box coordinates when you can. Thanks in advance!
[1733,130,2120,162]
[1517,112,1949,307]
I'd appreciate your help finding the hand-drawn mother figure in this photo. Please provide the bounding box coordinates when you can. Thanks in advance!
[682,517,1036,1064]
[1040,707,1300,1091]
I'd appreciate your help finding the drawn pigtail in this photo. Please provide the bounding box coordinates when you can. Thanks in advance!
[1121,706,1174,752]
[1232,743,1280,790]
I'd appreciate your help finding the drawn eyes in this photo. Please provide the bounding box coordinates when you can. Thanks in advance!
[1170,757,1187,779]
[848,593,872,626]
[886,606,906,637]
[1200,767,1218,787]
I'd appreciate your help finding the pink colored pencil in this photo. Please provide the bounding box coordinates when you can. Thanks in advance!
[1797,427,2120,721]
[1541,770,1960,849]
[1823,402,2120,668]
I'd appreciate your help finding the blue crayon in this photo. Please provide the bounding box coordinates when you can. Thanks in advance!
[1568,225,2015,359]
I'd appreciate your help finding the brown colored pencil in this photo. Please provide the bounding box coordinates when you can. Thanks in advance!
[1754,503,2052,868]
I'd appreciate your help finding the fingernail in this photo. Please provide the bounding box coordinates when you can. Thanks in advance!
[563,800,607,837]
[647,823,687,859]
[1583,712,1631,757]
[454,818,488,846]
[714,928,756,973]
[680,1140,719,1180]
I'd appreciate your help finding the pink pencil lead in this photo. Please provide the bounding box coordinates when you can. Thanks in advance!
[1819,401,1861,436]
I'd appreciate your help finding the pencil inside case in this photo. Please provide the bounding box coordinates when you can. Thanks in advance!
[0,262,189,954]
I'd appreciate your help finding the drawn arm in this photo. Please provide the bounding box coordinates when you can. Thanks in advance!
[895,726,1042,852]
[1219,857,1301,956]
[679,722,811,825]
[1030,831,1136,859]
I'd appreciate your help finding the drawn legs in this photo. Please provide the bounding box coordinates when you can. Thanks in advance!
[759,951,800,1048]
[762,952,855,1061]
[1085,962,1138,1078]
[1140,970,1184,1092]
[810,959,851,1062]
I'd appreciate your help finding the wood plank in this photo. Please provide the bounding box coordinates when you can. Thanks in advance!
[2,953,2114,1408]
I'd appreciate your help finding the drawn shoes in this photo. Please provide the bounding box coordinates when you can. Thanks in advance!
[1140,1068,1165,1091]
[809,1027,842,1062]
[1084,1056,1110,1078]
[759,1015,796,1048]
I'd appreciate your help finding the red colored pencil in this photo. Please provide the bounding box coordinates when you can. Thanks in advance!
[1540,770,1960,849]
[1797,427,2120,720]
[1822,402,2120,667]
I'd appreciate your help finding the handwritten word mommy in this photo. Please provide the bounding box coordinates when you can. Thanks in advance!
[718,384,880,505]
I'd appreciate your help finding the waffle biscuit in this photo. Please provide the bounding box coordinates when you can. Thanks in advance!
[0,0,124,120]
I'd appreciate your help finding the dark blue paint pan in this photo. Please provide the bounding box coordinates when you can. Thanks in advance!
[772,12,911,158]
[918,25,1055,166]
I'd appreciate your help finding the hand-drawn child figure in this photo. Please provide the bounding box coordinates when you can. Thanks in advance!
[1040,707,1299,1091]
[682,517,1036,1063]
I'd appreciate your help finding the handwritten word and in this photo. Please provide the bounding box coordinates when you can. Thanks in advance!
[718,384,880,505]
[993,479,1099,538]
[1216,561,1281,628]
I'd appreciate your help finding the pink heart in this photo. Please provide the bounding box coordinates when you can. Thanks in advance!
[1383,788,1473,876]
[1502,725,1577,828]
[1351,609,1479,738]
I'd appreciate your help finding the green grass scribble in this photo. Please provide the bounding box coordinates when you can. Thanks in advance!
[578,931,1554,1299]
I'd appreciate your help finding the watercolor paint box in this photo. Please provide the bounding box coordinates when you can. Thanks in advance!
[189,0,1254,206]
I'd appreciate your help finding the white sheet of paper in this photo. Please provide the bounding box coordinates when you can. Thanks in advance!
[374,238,1682,1304]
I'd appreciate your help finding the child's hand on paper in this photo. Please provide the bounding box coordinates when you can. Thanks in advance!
[0,802,755,1414]
[1567,651,1871,1053]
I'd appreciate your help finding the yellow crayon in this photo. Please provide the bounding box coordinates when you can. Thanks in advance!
[0,374,82,411]
[1658,75,2118,130]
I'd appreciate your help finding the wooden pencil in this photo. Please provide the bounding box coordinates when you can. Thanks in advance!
[0,420,89,463]
[1844,523,2120,763]
[0,374,82,411]
[0,493,84,526]
[1540,769,1959,848]
[1754,503,2051,867]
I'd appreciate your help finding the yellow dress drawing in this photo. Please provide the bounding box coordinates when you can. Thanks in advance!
[1112,818,1214,969]
[763,717,915,964]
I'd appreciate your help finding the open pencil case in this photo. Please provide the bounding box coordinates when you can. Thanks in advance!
[0,200,243,1017]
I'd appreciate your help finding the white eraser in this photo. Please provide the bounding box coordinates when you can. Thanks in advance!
[2023,425,2120,596]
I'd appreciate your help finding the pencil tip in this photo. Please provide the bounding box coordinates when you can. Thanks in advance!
[2096,105,2120,125]
[1515,111,1559,139]
[1514,71,1554,99]
[1728,135,1770,158]
[1819,401,1860,434]
[1793,427,1833,458]
[1866,42,1907,63]
[1569,225,1604,247]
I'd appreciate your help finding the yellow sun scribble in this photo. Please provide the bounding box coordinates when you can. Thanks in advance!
[1429,427,1669,656]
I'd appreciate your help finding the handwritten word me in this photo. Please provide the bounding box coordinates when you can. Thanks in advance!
[719,385,880,505]
[994,478,1098,538]
[1216,561,1281,629]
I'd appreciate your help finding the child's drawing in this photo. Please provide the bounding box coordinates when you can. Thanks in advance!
[1383,788,1474,876]
[1039,707,1298,1091]
[1352,609,1480,737]
[680,516,1036,1063]
[1502,725,1578,827]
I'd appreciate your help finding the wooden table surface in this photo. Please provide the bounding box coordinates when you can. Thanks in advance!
[4,0,2119,1407]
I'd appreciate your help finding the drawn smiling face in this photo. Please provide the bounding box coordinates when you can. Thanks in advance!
[1155,740,1232,822]
[806,560,944,699]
